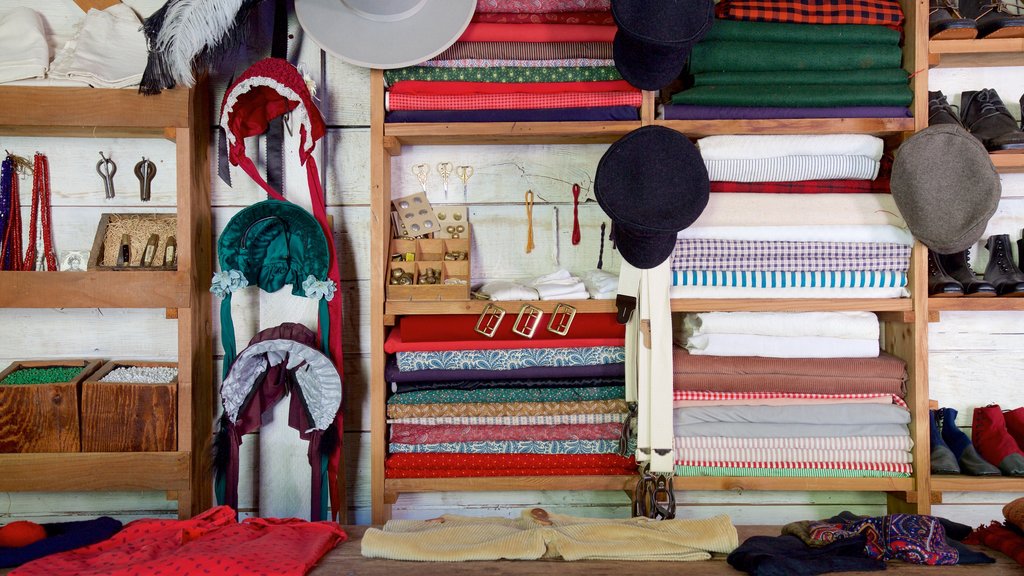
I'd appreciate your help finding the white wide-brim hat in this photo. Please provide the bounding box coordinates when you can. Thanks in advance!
[296,0,476,69]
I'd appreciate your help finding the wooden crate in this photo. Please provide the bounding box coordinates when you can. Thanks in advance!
[81,360,177,452]
[90,213,178,271]
[0,359,102,453]
[387,230,471,301]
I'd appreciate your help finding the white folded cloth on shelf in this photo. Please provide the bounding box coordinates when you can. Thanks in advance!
[529,269,587,300]
[581,269,618,300]
[477,280,538,301]
[682,311,880,340]
[0,7,49,84]
[49,5,148,88]
[677,224,914,245]
[697,134,885,162]
[669,286,909,299]
[684,333,880,358]
[688,194,905,228]
[704,155,880,183]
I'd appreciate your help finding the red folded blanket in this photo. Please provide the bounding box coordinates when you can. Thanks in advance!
[387,91,642,111]
[711,178,890,194]
[388,80,634,95]
[458,23,617,43]
[384,327,623,353]
[386,467,636,478]
[964,522,1024,566]
[475,0,611,13]
[399,313,624,342]
[473,12,615,25]
[715,0,904,28]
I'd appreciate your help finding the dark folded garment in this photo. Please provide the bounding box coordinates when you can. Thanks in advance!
[386,355,625,382]
[693,69,908,86]
[727,534,884,575]
[392,377,625,393]
[386,105,639,123]
[0,517,123,568]
[671,84,913,108]
[663,104,911,120]
[689,41,903,73]
[703,18,901,45]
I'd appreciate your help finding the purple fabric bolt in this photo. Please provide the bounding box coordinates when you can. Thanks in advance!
[385,355,625,383]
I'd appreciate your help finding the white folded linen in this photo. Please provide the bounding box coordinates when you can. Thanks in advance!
[49,5,147,88]
[677,224,913,245]
[683,311,879,340]
[669,286,909,299]
[705,155,880,183]
[581,269,618,300]
[0,7,48,84]
[697,134,885,162]
[684,333,880,358]
[530,269,587,300]
[477,280,538,301]
[688,194,905,228]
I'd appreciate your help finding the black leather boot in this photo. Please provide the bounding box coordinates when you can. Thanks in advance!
[960,89,1024,152]
[932,0,979,37]
[959,0,1024,38]
[939,249,997,296]
[929,250,964,297]
[983,234,1024,296]
[1019,228,1024,269]
[928,91,963,127]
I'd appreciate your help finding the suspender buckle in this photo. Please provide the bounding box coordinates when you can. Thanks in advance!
[473,303,506,338]
[511,304,543,338]
[633,464,676,520]
[546,302,576,336]
[615,294,636,324]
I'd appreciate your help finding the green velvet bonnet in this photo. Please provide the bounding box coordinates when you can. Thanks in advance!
[213,199,335,376]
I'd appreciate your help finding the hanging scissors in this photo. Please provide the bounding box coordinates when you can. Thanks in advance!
[437,161,453,200]
[96,152,116,199]
[455,165,473,199]
[411,163,430,193]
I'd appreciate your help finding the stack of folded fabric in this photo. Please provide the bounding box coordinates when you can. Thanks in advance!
[384,313,636,478]
[477,268,616,301]
[672,312,913,479]
[385,0,642,123]
[665,0,912,120]
[670,224,914,299]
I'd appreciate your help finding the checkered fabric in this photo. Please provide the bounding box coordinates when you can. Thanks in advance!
[670,239,911,272]
[672,390,908,408]
[715,0,904,27]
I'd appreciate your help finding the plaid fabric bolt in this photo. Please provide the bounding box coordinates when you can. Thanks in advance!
[711,178,890,194]
[669,239,912,272]
[672,390,908,408]
[715,0,904,27]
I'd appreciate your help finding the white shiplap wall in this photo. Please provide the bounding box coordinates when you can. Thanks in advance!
[1,1,1022,527]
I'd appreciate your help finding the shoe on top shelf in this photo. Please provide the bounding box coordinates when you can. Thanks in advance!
[928,250,965,297]
[983,234,1024,296]
[931,0,979,38]
[939,249,997,297]
[959,0,1024,38]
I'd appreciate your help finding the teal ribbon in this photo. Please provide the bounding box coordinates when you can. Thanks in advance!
[221,294,236,381]
[318,299,330,360]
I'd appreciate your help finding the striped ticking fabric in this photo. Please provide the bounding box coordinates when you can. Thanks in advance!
[671,270,906,288]
[386,413,629,426]
[431,41,614,61]
[704,155,879,182]
[672,390,908,409]
[670,239,911,271]
[674,460,913,474]
[673,436,913,451]
[674,447,912,464]
[675,465,911,478]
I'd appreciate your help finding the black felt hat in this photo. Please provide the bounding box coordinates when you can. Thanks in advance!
[595,126,710,269]
[612,0,715,91]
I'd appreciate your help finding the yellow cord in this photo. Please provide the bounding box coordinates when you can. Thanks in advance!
[525,189,535,254]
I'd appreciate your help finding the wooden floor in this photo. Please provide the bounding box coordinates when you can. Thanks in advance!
[310,525,1023,575]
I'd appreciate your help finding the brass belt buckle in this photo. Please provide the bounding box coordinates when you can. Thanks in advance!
[546,302,576,336]
[511,304,543,338]
[474,303,506,338]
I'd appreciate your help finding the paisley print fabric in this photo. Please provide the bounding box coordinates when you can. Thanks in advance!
[386,399,629,419]
[395,346,625,372]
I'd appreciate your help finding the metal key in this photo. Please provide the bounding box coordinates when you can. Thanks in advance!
[134,157,156,202]
[96,152,116,199]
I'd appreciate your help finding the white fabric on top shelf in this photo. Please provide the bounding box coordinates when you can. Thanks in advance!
[682,311,880,340]
[0,7,49,84]
[669,286,909,299]
[685,333,880,358]
[677,224,913,245]
[688,194,905,228]
[529,269,587,300]
[49,5,148,88]
[697,134,885,162]
[477,280,538,301]
[581,269,618,300]
[704,155,880,183]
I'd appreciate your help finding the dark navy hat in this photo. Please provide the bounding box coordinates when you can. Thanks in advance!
[612,0,715,91]
[595,126,709,269]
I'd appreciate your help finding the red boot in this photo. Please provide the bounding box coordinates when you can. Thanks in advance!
[973,405,1024,476]
[1004,406,1024,448]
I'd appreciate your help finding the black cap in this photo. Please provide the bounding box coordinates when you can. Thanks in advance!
[612,0,714,91]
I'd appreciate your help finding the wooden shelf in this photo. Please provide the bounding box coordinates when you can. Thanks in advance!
[0,452,191,492]
[929,38,1024,67]
[992,154,1024,173]
[931,476,1024,492]
[0,86,192,136]
[0,271,190,308]
[384,121,641,146]
[929,297,1024,313]
[385,298,911,317]
[654,118,915,137]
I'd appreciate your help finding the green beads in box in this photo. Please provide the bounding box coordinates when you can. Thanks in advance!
[1,366,83,385]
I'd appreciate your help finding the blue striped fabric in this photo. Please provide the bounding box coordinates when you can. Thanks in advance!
[672,270,906,288]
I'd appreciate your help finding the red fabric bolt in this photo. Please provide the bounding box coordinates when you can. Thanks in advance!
[397,312,624,343]
[386,80,635,96]
[384,326,623,353]
[457,22,617,43]
[972,404,1024,466]
[472,12,615,25]
[0,521,46,548]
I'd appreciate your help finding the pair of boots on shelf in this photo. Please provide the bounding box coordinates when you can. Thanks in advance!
[972,405,1024,476]
[931,0,1024,39]
[929,232,1024,297]
[930,90,1024,153]
[931,408,1002,476]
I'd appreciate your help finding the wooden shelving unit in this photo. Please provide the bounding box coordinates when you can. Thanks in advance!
[929,38,1024,67]
[0,85,212,519]
[929,298,1024,313]
[931,476,1024,492]
[992,154,1024,174]
[370,0,932,524]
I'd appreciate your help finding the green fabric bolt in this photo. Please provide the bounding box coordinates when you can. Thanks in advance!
[384,66,623,85]
[688,41,903,74]
[387,386,627,406]
[1,366,82,385]
[671,84,913,107]
[702,19,901,45]
[692,68,908,87]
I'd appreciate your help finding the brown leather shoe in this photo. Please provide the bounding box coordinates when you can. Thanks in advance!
[932,0,979,38]
[960,0,1024,38]
[961,89,1024,152]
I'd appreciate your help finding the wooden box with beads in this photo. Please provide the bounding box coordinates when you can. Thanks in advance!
[0,359,104,453]
[387,228,471,301]
[90,213,178,271]
[81,360,178,452]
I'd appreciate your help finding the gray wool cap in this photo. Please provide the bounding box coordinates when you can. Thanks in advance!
[890,124,1001,254]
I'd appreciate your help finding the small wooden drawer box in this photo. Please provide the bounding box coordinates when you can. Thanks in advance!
[0,359,103,453]
[387,232,471,301]
[81,361,178,452]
